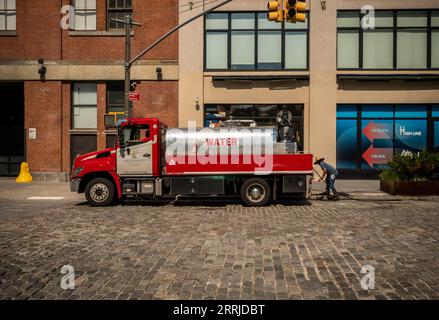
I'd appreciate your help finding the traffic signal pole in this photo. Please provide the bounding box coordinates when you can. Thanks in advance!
[124,15,132,118]
[110,15,142,118]
[114,0,233,119]
[130,0,233,66]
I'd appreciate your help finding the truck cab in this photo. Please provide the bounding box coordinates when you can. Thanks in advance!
[70,118,164,206]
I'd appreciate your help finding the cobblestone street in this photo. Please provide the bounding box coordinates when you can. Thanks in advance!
[0,193,438,300]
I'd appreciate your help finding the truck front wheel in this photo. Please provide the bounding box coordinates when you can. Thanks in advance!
[241,178,271,207]
[85,178,115,207]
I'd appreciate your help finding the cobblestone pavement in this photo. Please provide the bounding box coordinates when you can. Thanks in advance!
[0,197,438,300]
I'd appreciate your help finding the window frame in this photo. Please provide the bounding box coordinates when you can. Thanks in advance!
[0,0,16,31]
[106,81,125,114]
[336,104,438,173]
[204,11,309,72]
[73,0,97,31]
[107,0,133,31]
[71,82,98,130]
[337,9,438,71]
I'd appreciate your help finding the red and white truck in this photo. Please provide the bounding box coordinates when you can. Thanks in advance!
[70,116,314,207]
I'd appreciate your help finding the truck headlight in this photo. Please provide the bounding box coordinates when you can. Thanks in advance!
[73,167,84,176]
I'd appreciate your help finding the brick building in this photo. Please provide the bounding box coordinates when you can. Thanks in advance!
[0,0,178,180]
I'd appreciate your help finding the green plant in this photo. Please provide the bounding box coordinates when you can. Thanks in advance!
[379,150,439,182]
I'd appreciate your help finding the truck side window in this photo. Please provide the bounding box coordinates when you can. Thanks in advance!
[125,125,150,146]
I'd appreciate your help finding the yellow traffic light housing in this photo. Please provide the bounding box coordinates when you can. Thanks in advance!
[285,0,306,23]
[267,1,283,22]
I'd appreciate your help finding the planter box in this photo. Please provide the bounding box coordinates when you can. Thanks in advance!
[380,179,439,195]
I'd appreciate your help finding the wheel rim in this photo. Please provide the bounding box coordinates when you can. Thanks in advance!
[246,183,265,203]
[90,183,109,203]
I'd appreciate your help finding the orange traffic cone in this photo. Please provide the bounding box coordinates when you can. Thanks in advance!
[16,162,33,183]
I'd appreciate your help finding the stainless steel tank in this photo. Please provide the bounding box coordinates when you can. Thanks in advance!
[165,127,297,157]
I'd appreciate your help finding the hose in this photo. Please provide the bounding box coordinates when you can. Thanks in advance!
[309,168,403,202]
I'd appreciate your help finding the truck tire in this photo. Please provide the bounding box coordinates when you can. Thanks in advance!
[241,178,271,207]
[85,178,115,207]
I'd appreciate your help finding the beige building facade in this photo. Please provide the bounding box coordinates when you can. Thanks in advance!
[179,0,439,177]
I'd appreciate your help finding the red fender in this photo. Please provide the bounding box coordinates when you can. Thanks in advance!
[109,171,122,199]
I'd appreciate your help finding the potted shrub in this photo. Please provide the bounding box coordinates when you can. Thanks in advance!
[379,150,439,195]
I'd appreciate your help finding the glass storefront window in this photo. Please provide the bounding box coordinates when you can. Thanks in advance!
[206,32,228,69]
[205,12,308,71]
[432,30,439,68]
[257,31,282,69]
[337,11,359,28]
[204,104,303,128]
[397,29,427,69]
[434,122,439,152]
[206,13,228,30]
[363,30,393,69]
[397,11,428,27]
[337,30,359,69]
[362,105,393,118]
[394,120,427,153]
[285,32,307,69]
[72,83,97,129]
[337,10,437,70]
[395,105,427,118]
[231,13,254,29]
[231,31,255,69]
[337,104,437,173]
[337,105,357,118]
[373,11,394,27]
[432,11,439,27]
[337,119,357,169]
[361,120,394,169]
[257,13,281,30]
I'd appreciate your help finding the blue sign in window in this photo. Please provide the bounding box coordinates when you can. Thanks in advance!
[361,105,394,118]
[394,120,427,153]
[336,119,357,169]
[336,105,357,118]
[395,105,427,118]
[434,121,439,152]
[336,104,436,172]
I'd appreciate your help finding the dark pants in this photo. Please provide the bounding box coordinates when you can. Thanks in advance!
[325,172,339,196]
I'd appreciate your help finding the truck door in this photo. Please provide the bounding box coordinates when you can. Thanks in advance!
[117,124,155,176]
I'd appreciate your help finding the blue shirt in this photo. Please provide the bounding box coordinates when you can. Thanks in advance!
[319,161,338,175]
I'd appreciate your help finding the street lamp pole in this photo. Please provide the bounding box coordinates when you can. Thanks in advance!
[112,0,232,120]
[124,14,132,119]
[110,16,142,119]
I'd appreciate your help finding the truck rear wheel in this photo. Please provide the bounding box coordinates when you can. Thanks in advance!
[241,178,271,207]
[85,178,115,207]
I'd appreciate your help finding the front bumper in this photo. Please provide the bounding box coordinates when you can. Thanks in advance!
[70,178,81,192]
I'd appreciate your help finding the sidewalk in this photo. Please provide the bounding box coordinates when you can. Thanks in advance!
[0,177,436,202]
[0,178,82,201]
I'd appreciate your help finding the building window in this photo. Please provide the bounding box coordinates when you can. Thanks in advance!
[205,12,308,70]
[107,82,124,113]
[337,10,438,70]
[336,104,437,173]
[108,0,132,30]
[74,0,96,31]
[72,83,97,129]
[0,0,16,31]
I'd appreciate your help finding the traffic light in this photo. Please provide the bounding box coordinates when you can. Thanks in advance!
[267,1,283,22]
[284,0,306,23]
